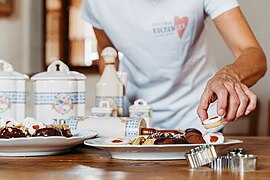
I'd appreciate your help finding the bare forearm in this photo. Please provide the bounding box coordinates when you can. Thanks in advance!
[218,47,267,87]
[198,47,266,122]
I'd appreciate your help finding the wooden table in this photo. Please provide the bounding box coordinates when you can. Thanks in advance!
[0,136,270,180]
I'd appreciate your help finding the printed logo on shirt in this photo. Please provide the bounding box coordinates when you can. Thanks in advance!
[152,16,189,38]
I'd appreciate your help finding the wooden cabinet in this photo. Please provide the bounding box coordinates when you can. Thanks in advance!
[43,0,98,73]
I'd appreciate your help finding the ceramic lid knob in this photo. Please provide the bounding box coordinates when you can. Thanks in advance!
[101,47,117,64]
[47,60,69,73]
[0,59,29,80]
[31,60,86,80]
[0,60,13,72]
[129,99,152,110]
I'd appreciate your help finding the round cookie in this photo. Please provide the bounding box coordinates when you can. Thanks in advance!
[203,116,223,129]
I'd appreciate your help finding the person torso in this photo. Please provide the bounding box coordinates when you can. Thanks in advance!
[88,0,219,131]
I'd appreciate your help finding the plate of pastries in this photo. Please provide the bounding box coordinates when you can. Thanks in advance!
[84,128,242,160]
[0,117,97,156]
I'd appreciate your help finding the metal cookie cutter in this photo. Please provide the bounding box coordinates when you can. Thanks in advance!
[210,155,231,170]
[210,148,257,172]
[230,151,257,173]
[229,147,246,156]
[210,147,246,170]
[185,144,217,168]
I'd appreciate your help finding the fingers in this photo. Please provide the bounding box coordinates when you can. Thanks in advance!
[197,89,212,122]
[235,85,249,119]
[223,82,240,122]
[198,82,228,122]
[220,83,256,123]
[242,85,257,115]
[214,86,228,117]
[199,79,257,125]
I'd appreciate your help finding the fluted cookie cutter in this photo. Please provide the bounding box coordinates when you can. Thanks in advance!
[186,146,257,173]
[185,144,217,168]
[210,155,231,170]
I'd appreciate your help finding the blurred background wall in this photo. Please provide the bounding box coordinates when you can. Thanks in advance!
[0,0,269,135]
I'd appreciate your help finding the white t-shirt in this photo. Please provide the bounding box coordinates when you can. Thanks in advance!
[82,0,239,132]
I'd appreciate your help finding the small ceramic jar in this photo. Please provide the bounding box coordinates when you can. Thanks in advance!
[0,60,29,122]
[31,60,86,125]
[91,100,117,117]
[129,99,152,127]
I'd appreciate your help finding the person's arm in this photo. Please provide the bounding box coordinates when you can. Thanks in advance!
[197,7,267,124]
[93,27,119,74]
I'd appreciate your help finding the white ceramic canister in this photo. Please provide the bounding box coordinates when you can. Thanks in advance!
[31,60,86,125]
[0,60,29,122]
[129,99,152,128]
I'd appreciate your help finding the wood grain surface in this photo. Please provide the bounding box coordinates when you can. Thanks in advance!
[0,136,269,180]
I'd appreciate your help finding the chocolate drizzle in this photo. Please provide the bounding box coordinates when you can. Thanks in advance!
[0,127,28,138]
[32,127,63,137]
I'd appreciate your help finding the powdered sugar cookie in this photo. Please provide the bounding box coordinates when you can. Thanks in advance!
[203,115,223,129]
[203,132,224,144]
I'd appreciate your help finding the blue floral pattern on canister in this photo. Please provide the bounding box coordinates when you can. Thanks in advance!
[35,92,85,115]
[0,91,26,113]
[125,118,141,137]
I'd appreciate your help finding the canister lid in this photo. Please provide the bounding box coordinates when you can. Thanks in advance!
[0,60,29,80]
[129,99,152,110]
[31,60,86,80]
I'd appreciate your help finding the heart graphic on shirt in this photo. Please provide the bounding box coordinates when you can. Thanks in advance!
[174,16,189,38]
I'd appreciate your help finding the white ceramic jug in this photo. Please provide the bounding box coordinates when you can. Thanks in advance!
[31,60,86,125]
[0,60,29,122]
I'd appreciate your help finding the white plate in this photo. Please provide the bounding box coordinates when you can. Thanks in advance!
[84,137,242,160]
[0,130,98,156]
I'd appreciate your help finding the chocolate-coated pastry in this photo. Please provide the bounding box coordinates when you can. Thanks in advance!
[162,138,175,144]
[154,138,167,145]
[185,131,205,144]
[61,128,72,137]
[148,132,165,139]
[32,127,63,137]
[185,135,205,144]
[0,127,28,138]
[45,124,72,137]
[185,128,202,135]
[154,137,188,145]
[173,137,188,144]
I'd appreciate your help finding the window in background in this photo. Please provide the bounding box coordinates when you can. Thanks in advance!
[44,0,98,73]
[0,0,14,17]
[68,0,98,67]
[45,0,61,65]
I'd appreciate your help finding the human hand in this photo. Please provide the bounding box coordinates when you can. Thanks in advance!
[197,67,257,124]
